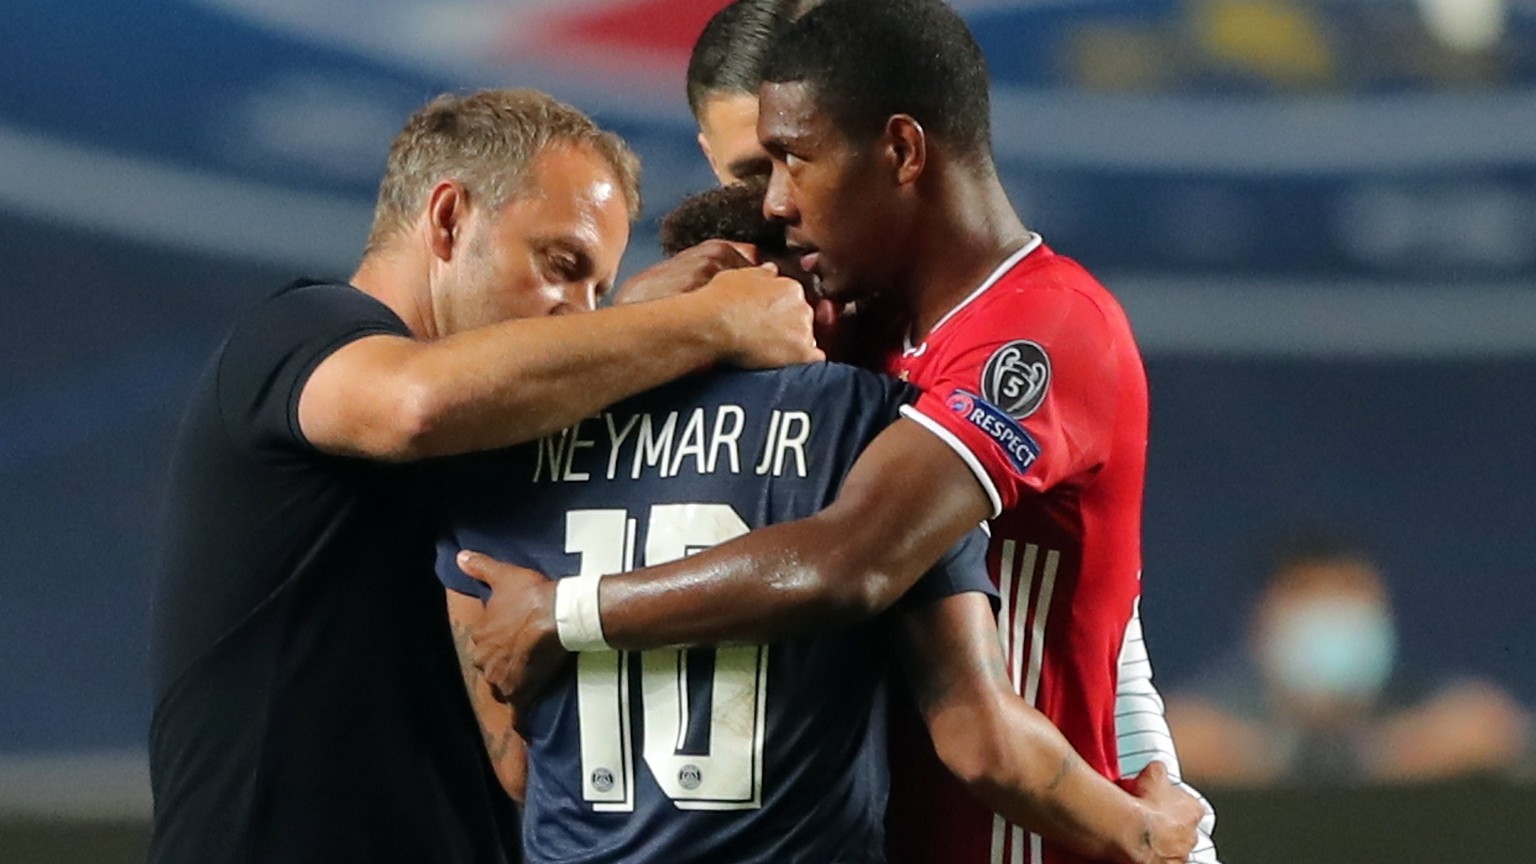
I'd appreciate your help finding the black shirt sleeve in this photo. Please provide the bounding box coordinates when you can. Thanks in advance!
[896,526,998,614]
[215,280,410,453]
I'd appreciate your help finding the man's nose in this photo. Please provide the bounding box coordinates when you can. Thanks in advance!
[763,169,797,223]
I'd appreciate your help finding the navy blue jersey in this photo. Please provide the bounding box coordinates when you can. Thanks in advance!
[433,363,992,864]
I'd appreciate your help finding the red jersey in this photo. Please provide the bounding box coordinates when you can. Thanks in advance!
[885,237,1218,864]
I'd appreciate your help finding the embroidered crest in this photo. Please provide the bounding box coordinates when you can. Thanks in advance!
[981,340,1051,419]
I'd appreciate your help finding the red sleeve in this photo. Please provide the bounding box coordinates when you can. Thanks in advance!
[902,283,1119,515]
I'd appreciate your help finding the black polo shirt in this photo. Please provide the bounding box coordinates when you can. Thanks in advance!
[149,280,518,863]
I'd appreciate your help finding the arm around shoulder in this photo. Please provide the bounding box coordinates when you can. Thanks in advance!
[298,271,820,462]
[589,417,995,649]
[463,416,995,709]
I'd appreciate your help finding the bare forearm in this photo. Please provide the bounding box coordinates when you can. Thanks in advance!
[899,596,1166,864]
[943,701,1153,864]
[595,517,898,650]
[409,295,722,457]
[587,421,990,651]
[463,419,993,709]
[447,595,527,800]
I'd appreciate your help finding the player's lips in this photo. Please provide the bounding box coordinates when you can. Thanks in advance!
[788,244,821,274]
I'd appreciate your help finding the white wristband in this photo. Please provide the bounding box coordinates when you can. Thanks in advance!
[554,573,609,652]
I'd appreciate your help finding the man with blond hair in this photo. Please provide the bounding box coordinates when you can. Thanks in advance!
[148,88,816,864]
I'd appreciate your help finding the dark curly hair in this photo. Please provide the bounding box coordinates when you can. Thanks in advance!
[658,179,785,257]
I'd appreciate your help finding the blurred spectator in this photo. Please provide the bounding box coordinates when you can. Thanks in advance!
[1166,533,1530,785]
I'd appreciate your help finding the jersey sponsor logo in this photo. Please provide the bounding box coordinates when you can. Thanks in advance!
[981,340,1051,419]
[949,389,1041,474]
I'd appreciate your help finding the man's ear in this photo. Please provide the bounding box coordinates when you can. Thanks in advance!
[698,132,731,186]
[426,180,469,262]
[886,115,927,186]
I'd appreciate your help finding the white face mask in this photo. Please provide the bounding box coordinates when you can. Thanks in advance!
[1263,600,1397,701]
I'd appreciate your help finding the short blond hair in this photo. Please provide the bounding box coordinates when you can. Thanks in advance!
[364,89,641,254]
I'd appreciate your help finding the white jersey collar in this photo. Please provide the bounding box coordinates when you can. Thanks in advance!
[903,233,1043,356]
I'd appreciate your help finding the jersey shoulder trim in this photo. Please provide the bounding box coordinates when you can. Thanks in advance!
[899,404,1003,518]
[904,234,1044,352]
[984,251,1126,331]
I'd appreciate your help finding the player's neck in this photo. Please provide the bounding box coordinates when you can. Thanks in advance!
[350,246,437,340]
[905,173,1030,342]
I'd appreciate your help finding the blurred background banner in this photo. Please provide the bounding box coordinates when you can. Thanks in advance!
[2,0,1533,845]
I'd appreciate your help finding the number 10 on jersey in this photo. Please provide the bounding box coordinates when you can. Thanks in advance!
[565,505,768,812]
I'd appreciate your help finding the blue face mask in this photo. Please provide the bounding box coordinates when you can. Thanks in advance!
[1263,600,1397,700]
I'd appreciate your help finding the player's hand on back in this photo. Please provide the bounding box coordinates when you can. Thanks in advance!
[700,263,824,369]
[615,239,759,305]
[1125,761,1203,863]
[456,551,569,723]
